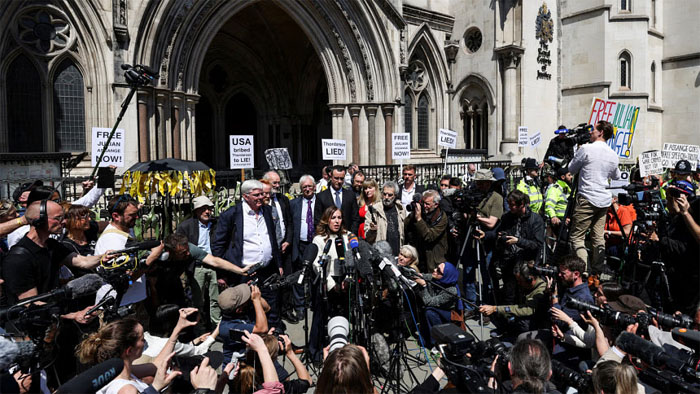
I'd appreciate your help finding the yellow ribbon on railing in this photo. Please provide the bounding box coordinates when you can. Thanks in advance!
[120,169,217,199]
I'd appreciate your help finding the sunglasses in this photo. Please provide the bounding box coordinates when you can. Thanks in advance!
[110,194,136,213]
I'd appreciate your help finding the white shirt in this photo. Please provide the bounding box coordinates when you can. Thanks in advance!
[400,183,417,207]
[198,220,212,254]
[241,202,272,266]
[97,375,149,394]
[300,196,316,242]
[142,331,216,358]
[272,195,286,237]
[331,186,343,206]
[312,233,349,290]
[94,224,147,306]
[568,140,621,208]
[316,178,329,193]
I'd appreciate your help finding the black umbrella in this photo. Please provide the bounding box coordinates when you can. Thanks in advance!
[127,158,210,173]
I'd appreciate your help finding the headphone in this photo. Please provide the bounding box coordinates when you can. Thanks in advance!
[32,199,49,228]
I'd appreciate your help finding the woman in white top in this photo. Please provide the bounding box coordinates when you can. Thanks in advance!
[312,206,353,292]
[77,308,198,394]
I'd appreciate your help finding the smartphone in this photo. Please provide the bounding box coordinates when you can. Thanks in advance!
[230,329,245,343]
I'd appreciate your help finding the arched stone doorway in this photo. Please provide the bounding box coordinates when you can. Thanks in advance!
[196,2,332,172]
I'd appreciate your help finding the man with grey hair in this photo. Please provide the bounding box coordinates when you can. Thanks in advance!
[287,174,316,322]
[404,189,449,272]
[461,163,477,188]
[365,181,406,255]
[212,179,283,329]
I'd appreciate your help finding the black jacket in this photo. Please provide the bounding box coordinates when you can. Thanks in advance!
[314,186,360,235]
[544,136,575,163]
[272,192,293,245]
[485,208,544,264]
[176,217,218,246]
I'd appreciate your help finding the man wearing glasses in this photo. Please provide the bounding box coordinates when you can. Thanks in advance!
[212,180,283,330]
[364,181,406,256]
[288,174,317,323]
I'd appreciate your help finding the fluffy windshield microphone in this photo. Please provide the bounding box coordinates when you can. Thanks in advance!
[56,358,124,394]
[0,337,35,372]
[66,274,105,299]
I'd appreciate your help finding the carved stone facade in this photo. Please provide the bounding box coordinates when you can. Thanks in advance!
[0,0,696,174]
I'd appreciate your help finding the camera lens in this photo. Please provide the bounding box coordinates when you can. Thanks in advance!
[327,316,349,353]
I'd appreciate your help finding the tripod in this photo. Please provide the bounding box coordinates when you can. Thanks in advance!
[459,219,492,337]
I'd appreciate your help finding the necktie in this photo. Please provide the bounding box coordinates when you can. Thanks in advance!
[335,190,342,209]
[307,199,314,239]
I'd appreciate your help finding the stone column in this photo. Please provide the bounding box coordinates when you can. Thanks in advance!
[137,91,150,162]
[155,90,169,159]
[349,106,361,163]
[381,104,394,164]
[496,47,523,154]
[185,96,198,160]
[365,105,378,165]
[171,95,182,159]
[329,105,345,165]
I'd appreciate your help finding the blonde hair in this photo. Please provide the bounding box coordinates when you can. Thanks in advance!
[76,318,141,364]
[358,179,379,207]
[593,361,638,394]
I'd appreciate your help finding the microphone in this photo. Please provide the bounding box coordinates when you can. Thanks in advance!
[671,328,700,350]
[554,128,570,134]
[56,358,124,394]
[355,240,375,281]
[367,205,378,223]
[615,332,699,380]
[318,239,333,267]
[66,274,106,299]
[373,241,394,260]
[0,337,35,372]
[348,235,362,266]
[297,243,319,285]
[335,238,345,264]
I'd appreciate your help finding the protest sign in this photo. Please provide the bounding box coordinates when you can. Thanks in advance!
[588,98,640,158]
[264,148,292,170]
[92,127,125,167]
[518,127,528,147]
[392,133,411,160]
[322,139,347,160]
[638,150,664,177]
[529,131,542,148]
[660,143,699,169]
[438,129,457,148]
[230,135,254,169]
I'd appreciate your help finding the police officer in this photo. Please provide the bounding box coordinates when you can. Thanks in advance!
[544,167,572,229]
[517,158,544,215]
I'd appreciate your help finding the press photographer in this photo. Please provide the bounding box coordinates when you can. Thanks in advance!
[568,120,621,274]
[544,125,577,167]
[477,190,544,305]
[404,190,448,273]
[217,284,269,363]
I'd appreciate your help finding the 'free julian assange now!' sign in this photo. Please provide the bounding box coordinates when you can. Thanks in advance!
[92,127,125,167]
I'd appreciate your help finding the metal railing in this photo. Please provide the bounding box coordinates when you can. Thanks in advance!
[360,160,513,187]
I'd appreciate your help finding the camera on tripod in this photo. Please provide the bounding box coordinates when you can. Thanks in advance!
[617,178,666,222]
[452,188,486,215]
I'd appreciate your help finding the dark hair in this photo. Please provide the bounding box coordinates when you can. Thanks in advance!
[331,165,346,175]
[65,204,90,232]
[316,206,346,237]
[449,177,462,187]
[440,175,452,182]
[108,194,138,216]
[77,318,141,364]
[557,125,567,130]
[509,339,551,394]
[597,121,615,140]
[316,344,373,394]
[149,304,180,337]
[507,189,530,207]
[403,164,416,173]
[353,171,366,181]
[558,254,586,275]
[165,233,189,252]
[514,262,536,282]
[592,360,638,394]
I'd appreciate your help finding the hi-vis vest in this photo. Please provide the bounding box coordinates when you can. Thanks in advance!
[516,177,543,214]
[544,180,570,219]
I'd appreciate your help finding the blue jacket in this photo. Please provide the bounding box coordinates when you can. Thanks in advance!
[211,203,281,269]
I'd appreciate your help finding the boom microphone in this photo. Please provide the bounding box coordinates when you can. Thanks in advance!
[0,337,36,372]
[56,358,124,394]
[114,239,161,255]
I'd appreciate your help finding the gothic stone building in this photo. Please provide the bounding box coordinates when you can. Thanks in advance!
[0,0,697,174]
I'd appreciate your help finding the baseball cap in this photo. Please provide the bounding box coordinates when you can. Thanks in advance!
[523,158,538,170]
[673,159,692,175]
[192,195,214,210]
[474,168,496,182]
[491,167,506,181]
[218,284,251,314]
[608,294,647,315]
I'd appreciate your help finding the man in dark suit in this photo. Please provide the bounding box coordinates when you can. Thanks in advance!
[176,195,220,330]
[211,179,284,330]
[314,165,361,235]
[397,164,425,208]
[288,174,317,322]
[262,171,293,268]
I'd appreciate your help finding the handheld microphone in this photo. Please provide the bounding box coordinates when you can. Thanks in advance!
[367,205,378,223]
[348,235,362,264]
[318,239,333,267]
[56,358,124,394]
[297,243,319,285]
[671,327,700,350]
[335,238,345,266]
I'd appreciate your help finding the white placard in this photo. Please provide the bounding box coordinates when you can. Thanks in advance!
[638,150,664,177]
[229,135,254,169]
[92,127,125,167]
[529,131,542,148]
[660,143,699,169]
[518,126,529,147]
[264,148,292,170]
[438,128,457,148]
[322,139,347,160]
[392,133,411,160]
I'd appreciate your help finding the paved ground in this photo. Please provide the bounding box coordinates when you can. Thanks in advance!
[211,312,494,393]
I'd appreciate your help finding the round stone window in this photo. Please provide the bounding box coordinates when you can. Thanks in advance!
[464,27,482,54]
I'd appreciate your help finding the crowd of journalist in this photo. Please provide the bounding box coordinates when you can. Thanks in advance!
[0,120,699,394]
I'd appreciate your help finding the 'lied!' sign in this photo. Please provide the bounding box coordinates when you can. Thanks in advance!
[438,129,457,149]
[322,139,347,160]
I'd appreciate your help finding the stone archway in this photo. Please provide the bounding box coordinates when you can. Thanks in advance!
[195,2,332,171]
